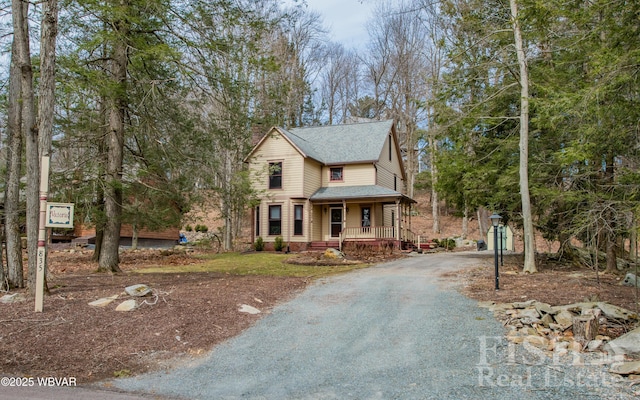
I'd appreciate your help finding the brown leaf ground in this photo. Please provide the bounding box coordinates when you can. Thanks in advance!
[454,253,640,315]
[0,248,308,383]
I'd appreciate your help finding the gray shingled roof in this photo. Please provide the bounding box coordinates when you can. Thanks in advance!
[281,120,394,164]
[310,185,415,203]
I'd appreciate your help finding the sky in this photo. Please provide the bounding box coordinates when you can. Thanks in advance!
[287,0,378,50]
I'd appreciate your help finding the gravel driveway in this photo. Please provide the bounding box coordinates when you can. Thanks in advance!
[114,252,635,399]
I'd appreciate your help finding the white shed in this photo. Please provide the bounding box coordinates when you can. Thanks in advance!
[487,225,514,251]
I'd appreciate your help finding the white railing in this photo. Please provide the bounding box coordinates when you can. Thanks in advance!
[342,226,396,240]
[340,226,416,242]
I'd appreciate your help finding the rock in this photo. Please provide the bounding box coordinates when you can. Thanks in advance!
[524,335,549,349]
[323,248,344,259]
[0,293,27,304]
[238,304,261,314]
[622,273,639,287]
[512,300,536,309]
[88,295,119,307]
[517,308,541,320]
[609,361,640,376]
[605,326,640,358]
[534,301,555,315]
[549,323,566,332]
[596,302,638,321]
[586,340,604,352]
[554,310,576,329]
[115,299,137,312]
[125,284,152,297]
[569,340,583,352]
[541,313,555,328]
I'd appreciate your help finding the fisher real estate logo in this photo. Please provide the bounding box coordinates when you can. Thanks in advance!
[45,203,75,229]
[476,336,622,389]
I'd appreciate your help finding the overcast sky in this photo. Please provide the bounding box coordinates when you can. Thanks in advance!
[286,0,377,49]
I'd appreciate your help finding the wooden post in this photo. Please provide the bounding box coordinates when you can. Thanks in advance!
[35,156,50,312]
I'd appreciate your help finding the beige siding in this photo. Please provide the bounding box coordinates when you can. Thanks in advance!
[322,164,376,187]
[303,159,322,197]
[248,131,305,198]
[311,204,322,241]
[376,134,406,193]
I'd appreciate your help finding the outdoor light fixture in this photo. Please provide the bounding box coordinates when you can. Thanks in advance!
[489,213,502,290]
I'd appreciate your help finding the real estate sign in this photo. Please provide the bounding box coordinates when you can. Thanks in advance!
[45,202,74,228]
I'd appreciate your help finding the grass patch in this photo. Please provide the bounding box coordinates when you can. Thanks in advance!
[135,252,369,277]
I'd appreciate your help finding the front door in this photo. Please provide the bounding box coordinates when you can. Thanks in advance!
[330,208,342,238]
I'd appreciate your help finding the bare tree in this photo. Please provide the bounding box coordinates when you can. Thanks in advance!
[510,0,537,273]
[4,39,24,289]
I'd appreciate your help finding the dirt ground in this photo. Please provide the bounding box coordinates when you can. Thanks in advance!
[1,247,639,385]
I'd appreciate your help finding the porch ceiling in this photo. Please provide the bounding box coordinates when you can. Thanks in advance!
[309,185,416,204]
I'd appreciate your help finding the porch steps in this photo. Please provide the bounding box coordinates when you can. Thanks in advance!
[309,241,340,251]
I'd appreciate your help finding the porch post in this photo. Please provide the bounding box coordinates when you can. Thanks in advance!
[395,200,401,242]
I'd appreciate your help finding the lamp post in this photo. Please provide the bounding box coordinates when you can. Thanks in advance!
[490,213,502,290]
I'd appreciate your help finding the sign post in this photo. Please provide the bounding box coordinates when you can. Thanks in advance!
[35,156,50,312]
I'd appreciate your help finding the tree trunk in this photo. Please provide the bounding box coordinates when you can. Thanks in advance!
[12,0,40,291]
[35,0,58,295]
[511,0,537,273]
[131,224,139,250]
[39,0,57,158]
[430,132,440,234]
[0,229,4,291]
[462,203,469,240]
[98,4,128,273]
[5,39,24,289]
[605,233,617,273]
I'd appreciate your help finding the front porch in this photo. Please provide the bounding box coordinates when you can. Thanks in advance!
[308,186,418,251]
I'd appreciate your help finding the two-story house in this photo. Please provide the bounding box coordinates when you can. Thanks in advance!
[245,120,416,251]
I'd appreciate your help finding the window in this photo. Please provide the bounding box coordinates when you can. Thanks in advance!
[269,162,282,189]
[330,167,343,181]
[255,206,260,236]
[394,174,397,191]
[269,205,281,235]
[388,134,392,161]
[294,205,303,236]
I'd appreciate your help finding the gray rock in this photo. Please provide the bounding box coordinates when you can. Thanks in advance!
[622,273,639,287]
[554,310,575,329]
[540,313,554,327]
[88,295,119,307]
[125,284,152,297]
[609,361,640,375]
[238,304,261,314]
[324,248,345,259]
[605,326,640,358]
[534,301,555,315]
[115,299,138,312]
[512,300,535,309]
[596,302,638,321]
[586,339,604,352]
[0,293,26,304]
[516,307,540,320]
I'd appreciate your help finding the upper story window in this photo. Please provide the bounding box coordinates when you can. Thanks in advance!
[330,167,343,182]
[269,162,282,189]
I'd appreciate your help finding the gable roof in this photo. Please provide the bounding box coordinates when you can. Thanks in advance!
[249,120,395,165]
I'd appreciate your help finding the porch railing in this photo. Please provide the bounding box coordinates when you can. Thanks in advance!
[339,226,416,250]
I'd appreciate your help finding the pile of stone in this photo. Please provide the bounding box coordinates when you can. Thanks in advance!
[88,283,153,312]
[479,299,640,377]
